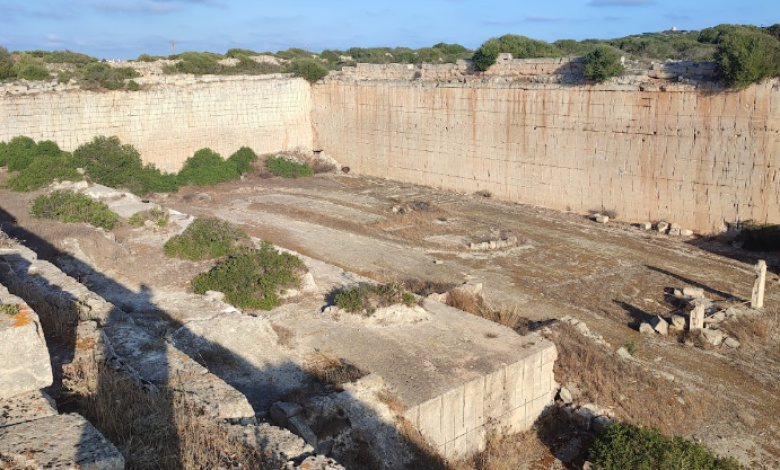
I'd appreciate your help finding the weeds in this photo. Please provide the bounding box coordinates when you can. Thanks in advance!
[475,189,492,198]
[0,303,20,316]
[191,242,305,310]
[446,289,531,334]
[304,352,367,390]
[30,190,120,230]
[163,217,249,260]
[129,207,169,228]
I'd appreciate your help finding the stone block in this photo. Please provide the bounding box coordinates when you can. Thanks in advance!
[639,322,655,335]
[417,397,444,447]
[671,314,686,329]
[594,214,609,223]
[288,415,318,447]
[724,337,740,348]
[650,316,669,336]
[702,328,725,346]
[0,293,52,400]
[656,221,669,233]
[463,378,484,433]
[0,413,124,470]
[639,222,652,230]
[270,401,302,427]
[441,387,465,443]
[0,390,57,428]
[682,286,705,299]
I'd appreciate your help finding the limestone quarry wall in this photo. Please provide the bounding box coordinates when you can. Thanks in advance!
[312,79,780,232]
[0,75,313,172]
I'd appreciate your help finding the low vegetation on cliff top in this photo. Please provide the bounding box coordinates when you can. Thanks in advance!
[30,190,120,231]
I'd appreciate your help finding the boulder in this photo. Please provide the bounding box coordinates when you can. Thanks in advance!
[656,221,669,233]
[558,386,573,404]
[650,316,669,336]
[616,347,632,359]
[288,415,318,446]
[724,337,741,348]
[639,322,655,335]
[682,286,705,299]
[701,328,725,346]
[595,214,609,224]
[680,229,694,236]
[639,222,652,230]
[270,401,302,427]
[573,407,596,430]
[592,415,615,433]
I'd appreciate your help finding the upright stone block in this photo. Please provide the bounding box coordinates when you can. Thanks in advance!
[751,260,767,309]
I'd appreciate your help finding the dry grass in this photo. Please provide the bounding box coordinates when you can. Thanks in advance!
[63,355,278,470]
[723,309,780,345]
[446,289,531,335]
[451,431,552,470]
[403,278,458,296]
[545,322,712,436]
[270,323,295,348]
[304,352,367,389]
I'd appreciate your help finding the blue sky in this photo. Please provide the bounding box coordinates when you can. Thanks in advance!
[0,0,776,59]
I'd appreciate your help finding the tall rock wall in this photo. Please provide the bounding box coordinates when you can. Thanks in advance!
[0,75,313,172]
[313,79,780,232]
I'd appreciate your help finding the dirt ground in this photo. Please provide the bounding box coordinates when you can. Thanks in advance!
[1,169,778,468]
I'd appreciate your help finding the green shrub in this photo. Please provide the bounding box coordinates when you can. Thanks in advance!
[275,48,314,61]
[227,147,258,175]
[714,28,780,88]
[127,80,140,91]
[129,207,169,228]
[167,52,221,75]
[264,156,313,178]
[589,422,742,470]
[766,24,780,42]
[178,148,239,186]
[137,53,165,62]
[0,47,14,80]
[334,282,414,315]
[582,45,624,82]
[0,136,36,170]
[72,136,143,187]
[6,152,81,191]
[163,217,249,260]
[191,242,305,310]
[77,62,138,90]
[734,221,780,251]
[12,53,50,81]
[472,38,501,71]
[286,59,329,83]
[30,190,119,230]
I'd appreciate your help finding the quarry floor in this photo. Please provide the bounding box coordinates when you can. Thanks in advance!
[0,170,779,468]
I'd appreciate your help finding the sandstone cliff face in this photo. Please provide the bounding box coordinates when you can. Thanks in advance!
[0,75,314,173]
[1,66,778,232]
[313,79,780,232]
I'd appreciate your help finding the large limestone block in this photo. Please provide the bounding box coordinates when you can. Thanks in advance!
[0,413,124,470]
[0,288,52,400]
[0,390,58,427]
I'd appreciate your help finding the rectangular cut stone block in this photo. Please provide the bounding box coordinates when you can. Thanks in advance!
[0,413,124,470]
[0,285,52,400]
[0,390,57,427]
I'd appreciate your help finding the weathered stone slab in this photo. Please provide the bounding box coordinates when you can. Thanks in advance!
[105,320,256,422]
[0,413,124,470]
[0,390,57,428]
[0,285,52,400]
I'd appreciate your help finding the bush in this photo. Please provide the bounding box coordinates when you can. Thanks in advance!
[6,152,81,191]
[264,156,313,178]
[714,28,780,88]
[12,53,50,81]
[286,59,329,83]
[163,217,249,260]
[178,148,239,186]
[226,147,258,175]
[0,46,15,80]
[734,221,780,251]
[129,207,169,228]
[582,45,625,82]
[472,39,501,71]
[191,242,305,310]
[0,303,20,316]
[30,190,119,230]
[589,422,742,470]
[0,136,36,170]
[77,62,138,90]
[167,52,221,75]
[334,282,414,316]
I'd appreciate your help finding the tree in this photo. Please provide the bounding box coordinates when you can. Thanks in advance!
[0,46,13,80]
[715,29,780,88]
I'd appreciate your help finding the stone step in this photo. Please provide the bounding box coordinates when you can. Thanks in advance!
[0,413,124,470]
[0,284,52,400]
